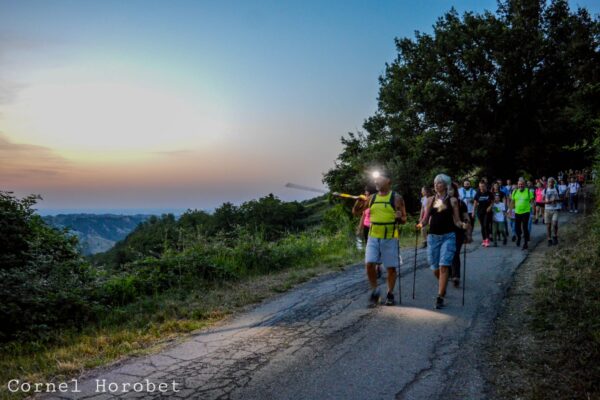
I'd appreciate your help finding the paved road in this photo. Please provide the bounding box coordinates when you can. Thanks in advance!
[38,212,578,400]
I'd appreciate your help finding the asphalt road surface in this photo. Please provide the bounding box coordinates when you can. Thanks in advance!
[37,212,578,400]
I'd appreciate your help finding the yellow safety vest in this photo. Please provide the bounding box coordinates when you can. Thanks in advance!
[369,191,398,239]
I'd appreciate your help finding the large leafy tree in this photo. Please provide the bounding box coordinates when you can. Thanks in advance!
[324,0,599,211]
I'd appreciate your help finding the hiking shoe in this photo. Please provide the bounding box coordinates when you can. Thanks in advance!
[385,292,395,306]
[512,235,516,242]
[369,288,381,307]
[553,237,558,245]
[434,296,444,309]
[548,239,553,247]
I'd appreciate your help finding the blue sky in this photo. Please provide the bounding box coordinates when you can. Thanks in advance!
[0,0,597,214]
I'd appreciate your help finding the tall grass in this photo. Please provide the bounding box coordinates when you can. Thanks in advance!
[527,186,600,399]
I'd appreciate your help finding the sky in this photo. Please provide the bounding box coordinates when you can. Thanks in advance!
[1,0,598,214]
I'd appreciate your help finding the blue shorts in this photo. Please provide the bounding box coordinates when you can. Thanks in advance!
[365,237,399,268]
[427,232,456,270]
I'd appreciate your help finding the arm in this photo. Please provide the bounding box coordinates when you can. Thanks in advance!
[418,197,433,227]
[352,196,370,217]
[450,198,467,230]
[472,200,478,218]
[394,194,407,224]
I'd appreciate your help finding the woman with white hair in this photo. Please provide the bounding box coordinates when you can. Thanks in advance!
[417,174,469,309]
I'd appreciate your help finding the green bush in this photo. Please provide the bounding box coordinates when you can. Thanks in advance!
[0,192,100,341]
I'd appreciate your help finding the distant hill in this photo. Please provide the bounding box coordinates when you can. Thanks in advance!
[43,214,151,255]
[91,194,334,268]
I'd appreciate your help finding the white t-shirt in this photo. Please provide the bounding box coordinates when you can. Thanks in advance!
[557,184,567,195]
[568,182,580,194]
[458,187,476,213]
[492,202,506,222]
[544,187,561,211]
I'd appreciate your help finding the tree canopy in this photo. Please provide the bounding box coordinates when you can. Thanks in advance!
[324,0,599,211]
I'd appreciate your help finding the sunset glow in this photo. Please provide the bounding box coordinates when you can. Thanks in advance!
[1,0,597,213]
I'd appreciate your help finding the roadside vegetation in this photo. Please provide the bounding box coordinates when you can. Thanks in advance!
[0,191,369,399]
[489,186,599,399]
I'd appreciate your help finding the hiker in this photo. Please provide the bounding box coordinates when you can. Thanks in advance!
[534,181,545,224]
[450,182,472,288]
[419,186,433,248]
[527,180,535,234]
[352,170,407,306]
[353,187,383,278]
[472,181,493,247]
[503,179,513,197]
[558,179,568,210]
[458,179,476,227]
[491,193,508,246]
[568,176,581,213]
[511,178,534,250]
[544,177,561,246]
[417,174,469,309]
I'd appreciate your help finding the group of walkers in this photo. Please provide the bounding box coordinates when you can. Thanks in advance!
[353,168,589,310]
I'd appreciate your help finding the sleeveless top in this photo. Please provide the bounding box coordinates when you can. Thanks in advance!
[428,195,455,235]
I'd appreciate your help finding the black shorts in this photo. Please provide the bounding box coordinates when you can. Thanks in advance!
[535,202,544,208]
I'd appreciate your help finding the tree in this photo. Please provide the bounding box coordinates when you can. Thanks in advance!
[0,192,97,341]
[324,0,599,211]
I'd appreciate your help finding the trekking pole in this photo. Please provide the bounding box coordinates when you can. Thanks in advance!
[397,223,402,305]
[462,241,467,306]
[413,227,418,299]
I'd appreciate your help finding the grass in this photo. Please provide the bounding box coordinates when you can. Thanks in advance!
[527,209,600,399]
[0,238,359,400]
[488,190,600,399]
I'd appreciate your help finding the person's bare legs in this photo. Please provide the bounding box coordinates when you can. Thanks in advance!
[366,263,378,289]
[432,266,449,297]
[438,266,449,297]
[386,267,397,294]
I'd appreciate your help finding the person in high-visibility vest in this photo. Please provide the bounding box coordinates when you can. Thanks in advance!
[510,178,535,250]
[353,169,407,306]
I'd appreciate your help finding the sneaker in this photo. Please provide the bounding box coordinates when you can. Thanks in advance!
[453,278,460,288]
[503,237,507,245]
[481,240,486,246]
[534,219,538,224]
[575,210,579,213]
[548,239,553,247]
[516,237,521,247]
[512,235,517,242]
[522,242,528,250]
[421,243,427,249]
[385,292,395,306]
[553,237,558,245]
[434,296,444,309]
[369,288,381,307]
